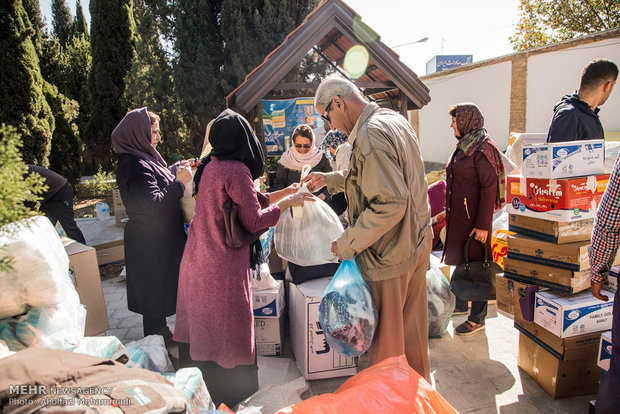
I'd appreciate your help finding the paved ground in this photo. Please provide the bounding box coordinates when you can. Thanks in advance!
[101,274,596,413]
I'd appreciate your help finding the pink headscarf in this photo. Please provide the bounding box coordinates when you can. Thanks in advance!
[111,107,174,181]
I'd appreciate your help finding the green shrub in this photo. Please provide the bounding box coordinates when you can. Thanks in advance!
[76,166,115,197]
[0,124,46,272]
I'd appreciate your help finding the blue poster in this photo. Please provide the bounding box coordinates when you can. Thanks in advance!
[263,98,324,155]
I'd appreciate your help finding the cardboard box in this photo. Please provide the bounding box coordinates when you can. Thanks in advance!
[608,266,619,293]
[503,257,591,294]
[289,277,358,380]
[93,239,124,265]
[495,274,539,321]
[507,234,620,272]
[515,315,602,360]
[62,237,110,336]
[597,330,612,371]
[255,315,285,356]
[506,174,609,222]
[508,214,593,244]
[253,280,284,318]
[112,188,128,227]
[491,229,514,268]
[267,249,286,274]
[522,140,604,179]
[517,332,600,399]
[534,289,614,338]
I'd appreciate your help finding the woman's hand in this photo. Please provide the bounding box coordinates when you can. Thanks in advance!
[277,192,315,213]
[176,165,192,185]
[285,182,301,196]
[301,172,327,193]
[469,228,488,244]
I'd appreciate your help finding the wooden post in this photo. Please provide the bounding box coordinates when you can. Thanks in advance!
[399,90,408,117]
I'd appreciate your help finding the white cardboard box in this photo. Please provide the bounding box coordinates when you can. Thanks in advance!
[522,140,604,179]
[289,277,358,380]
[534,289,614,338]
[255,315,284,356]
[253,280,285,318]
[597,330,612,371]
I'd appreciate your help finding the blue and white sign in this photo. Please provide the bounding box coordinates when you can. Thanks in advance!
[263,98,324,155]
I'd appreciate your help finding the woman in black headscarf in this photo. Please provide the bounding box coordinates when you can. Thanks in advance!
[174,109,311,407]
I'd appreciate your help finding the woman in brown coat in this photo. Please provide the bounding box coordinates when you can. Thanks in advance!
[443,103,505,335]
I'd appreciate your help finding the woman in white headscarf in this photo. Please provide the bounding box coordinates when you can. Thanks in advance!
[274,124,332,199]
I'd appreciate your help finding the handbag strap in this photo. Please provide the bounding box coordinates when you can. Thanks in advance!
[462,234,489,265]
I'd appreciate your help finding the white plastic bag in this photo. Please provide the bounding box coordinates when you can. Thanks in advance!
[274,183,343,266]
[0,216,71,319]
[112,335,174,373]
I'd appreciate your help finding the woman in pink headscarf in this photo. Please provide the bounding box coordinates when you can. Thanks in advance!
[443,103,505,336]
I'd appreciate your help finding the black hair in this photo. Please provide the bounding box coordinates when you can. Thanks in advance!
[580,59,618,91]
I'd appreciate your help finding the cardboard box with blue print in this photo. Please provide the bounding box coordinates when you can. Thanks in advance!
[289,277,358,380]
[521,140,604,179]
[534,289,614,338]
[253,280,284,318]
[597,330,612,371]
[503,256,590,295]
[507,233,620,272]
[508,214,593,244]
[495,274,538,321]
[255,315,285,356]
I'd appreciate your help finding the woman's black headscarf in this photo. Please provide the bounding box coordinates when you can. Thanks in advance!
[194,109,266,269]
[194,109,265,195]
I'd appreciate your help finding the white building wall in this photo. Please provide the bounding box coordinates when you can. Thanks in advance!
[416,36,620,165]
[526,38,620,134]
[418,62,512,165]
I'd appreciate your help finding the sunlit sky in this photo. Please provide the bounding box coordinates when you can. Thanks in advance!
[40,0,522,76]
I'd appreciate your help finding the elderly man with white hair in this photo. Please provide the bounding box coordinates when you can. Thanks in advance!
[303,75,432,380]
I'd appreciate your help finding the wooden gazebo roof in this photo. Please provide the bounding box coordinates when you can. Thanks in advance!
[226,0,431,116]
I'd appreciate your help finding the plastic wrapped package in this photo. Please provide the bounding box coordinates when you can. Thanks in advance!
[0,216,71,319]
[164,367,215,413]
[492,206,508,232]
[112,335,174,373]
[318,259,377,357]
[605,142,620,174]
[274,184,343,266]
[0,284,86,352]
[75,336,125,359]
[251,263,279,291]
[275,355,458,414]
[426,261,455,338]
[180,169,196,223]
[0,340,15,360]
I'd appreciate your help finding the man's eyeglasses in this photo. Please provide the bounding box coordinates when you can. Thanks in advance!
[321,98,335,124]
[295,144,312,149]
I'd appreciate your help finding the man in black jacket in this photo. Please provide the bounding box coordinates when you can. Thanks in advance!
[547,59,617,143]
[26,165,86,244]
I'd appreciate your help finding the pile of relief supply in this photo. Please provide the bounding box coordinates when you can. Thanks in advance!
[497,136,613,399]
[0,216,86,353]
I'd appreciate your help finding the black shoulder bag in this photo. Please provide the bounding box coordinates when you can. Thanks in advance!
[449,235,501,301]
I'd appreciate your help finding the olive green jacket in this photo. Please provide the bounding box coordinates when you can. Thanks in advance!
[325,103,432,281]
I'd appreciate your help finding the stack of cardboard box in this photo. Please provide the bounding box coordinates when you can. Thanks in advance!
[496,139,615,398]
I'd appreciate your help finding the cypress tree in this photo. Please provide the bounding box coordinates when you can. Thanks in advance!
[22,0,44,55]
[0,0,54,166]
[51,0,73,47]
[73,0,89,41]
[86,0,135,171]
[173,0,225,151]
[124,0,190,160]
[43,81,84,185]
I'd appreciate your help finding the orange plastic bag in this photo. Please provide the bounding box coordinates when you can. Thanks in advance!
[275,355,457,414]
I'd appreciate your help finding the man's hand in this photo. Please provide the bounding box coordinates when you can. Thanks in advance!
[331,240,341,259]
[591,280,609,302]
[301,172,327,193]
